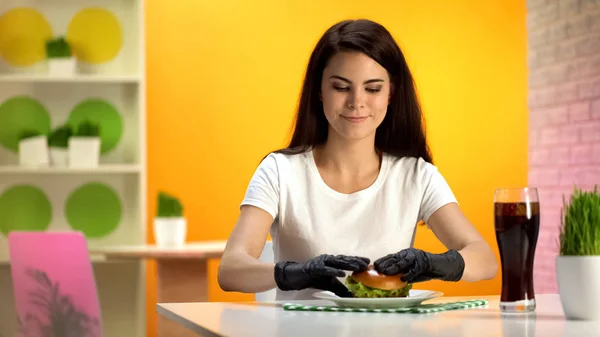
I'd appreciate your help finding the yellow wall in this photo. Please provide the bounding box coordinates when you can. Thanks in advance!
[146,0,527,336]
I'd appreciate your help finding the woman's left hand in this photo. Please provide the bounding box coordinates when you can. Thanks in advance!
[373,248,465,283]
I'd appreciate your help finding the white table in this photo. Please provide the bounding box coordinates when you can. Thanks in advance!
[90,241,227,337]
[156,294,600,337]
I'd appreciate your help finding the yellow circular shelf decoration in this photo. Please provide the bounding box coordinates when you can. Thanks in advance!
[67,8,123,64]
[0,7,52,66]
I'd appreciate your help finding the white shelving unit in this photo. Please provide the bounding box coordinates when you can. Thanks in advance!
[0,1,147,336]
[0,164,142,174]
[0,74,141,83]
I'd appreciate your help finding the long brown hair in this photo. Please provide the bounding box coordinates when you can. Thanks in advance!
[273,19,432,163]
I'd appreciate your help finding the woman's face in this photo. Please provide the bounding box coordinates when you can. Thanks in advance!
[320,51,391,142]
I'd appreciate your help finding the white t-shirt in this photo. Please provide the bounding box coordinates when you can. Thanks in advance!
[240,148,457,301]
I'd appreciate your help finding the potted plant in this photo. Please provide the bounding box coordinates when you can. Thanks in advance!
[18,130,49,167]
[46,36,76,76]
[154,191,187,247]
[48,124,72,166]
[68,120,101,168]
[556,185,600,320]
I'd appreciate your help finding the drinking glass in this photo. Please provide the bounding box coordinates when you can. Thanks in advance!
[494,187,540,313]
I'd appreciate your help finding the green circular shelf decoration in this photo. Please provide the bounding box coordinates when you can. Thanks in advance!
[0,185,52,236]
[65,182,122,238]
[68,99,123,154]
[0,96,51,152]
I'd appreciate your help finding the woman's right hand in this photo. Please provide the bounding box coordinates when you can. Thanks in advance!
[274,254,370,297]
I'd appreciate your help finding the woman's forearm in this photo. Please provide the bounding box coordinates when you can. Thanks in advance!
[458,240,498,282]
[218,251,277,293]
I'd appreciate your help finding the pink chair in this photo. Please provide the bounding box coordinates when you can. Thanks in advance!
[8,231,103,337]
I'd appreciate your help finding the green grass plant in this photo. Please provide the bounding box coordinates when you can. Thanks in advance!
[559,185,600,256]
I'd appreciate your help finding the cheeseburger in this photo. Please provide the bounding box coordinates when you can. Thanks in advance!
[345,265,412,298]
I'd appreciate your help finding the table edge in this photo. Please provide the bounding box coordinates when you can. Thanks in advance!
[156,304,225,337]
[89,252,224,260]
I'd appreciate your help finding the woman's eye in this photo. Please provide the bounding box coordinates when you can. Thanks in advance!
[366,88,381,93]
[333,85,349,92]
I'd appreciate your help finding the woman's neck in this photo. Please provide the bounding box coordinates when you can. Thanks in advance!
[313,135,380,175]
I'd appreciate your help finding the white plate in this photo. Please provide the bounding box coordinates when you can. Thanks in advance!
[313,290,444,309]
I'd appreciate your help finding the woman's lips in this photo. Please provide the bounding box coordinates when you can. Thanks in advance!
[341,116,369,123]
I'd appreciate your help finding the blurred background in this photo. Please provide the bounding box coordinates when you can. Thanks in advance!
[1,0,598,336]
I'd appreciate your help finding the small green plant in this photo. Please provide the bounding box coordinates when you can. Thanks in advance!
[559,185,600,256]
[18,130,43,142]
[48,124,72,148]
[157,191,183,218]
[73,120,100,137]
[46,36,72,59]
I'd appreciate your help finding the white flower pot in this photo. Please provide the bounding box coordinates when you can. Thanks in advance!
[48,58,76,76]
[154,217,187,247]
[556,256,600,320]
[49,147,68,166]
[18,136,49,167]
[68,137,100,168]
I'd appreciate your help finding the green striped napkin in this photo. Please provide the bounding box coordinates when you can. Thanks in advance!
[282,299,488,314]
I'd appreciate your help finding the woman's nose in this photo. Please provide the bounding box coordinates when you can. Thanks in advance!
[347,90,365,109]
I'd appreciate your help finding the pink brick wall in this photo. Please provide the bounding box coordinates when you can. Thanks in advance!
[527,0,600,294]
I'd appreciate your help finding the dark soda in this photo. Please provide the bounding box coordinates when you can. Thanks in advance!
[494,201,540,303]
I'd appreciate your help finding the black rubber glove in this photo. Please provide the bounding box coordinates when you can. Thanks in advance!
[274,254,370,298]
[373,248,465,283]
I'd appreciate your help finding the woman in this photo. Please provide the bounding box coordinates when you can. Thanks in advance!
[218,19,497,301]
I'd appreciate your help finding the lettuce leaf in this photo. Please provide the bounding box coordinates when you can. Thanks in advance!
[345,275,412,298]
